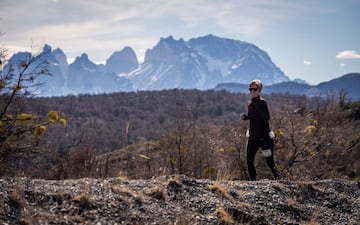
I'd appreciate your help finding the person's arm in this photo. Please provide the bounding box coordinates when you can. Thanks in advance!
[240,113,249,120]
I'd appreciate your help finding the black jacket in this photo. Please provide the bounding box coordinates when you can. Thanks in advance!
[243,96,271,139]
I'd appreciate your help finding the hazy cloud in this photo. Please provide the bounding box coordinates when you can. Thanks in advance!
[336,51,360,59]
[0,0,314,61]
[303,60,312,66]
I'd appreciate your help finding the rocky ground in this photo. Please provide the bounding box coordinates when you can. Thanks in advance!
[0,175,359,225]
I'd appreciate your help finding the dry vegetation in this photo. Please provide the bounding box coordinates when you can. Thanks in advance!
[1,88,359,181]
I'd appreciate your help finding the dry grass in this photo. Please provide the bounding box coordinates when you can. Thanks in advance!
[9,190,24,209]
[9,179,25,209]
[73,193,93,209]
[286,198,296,209]
[149,184,166,200]
[207,182,232,199]
[216,162,234,181]
[110,184,144,204]
[304,221,321,225]
[216,207,234,224]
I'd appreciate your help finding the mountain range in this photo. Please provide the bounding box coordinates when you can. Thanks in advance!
[215,72,360,100]
[2,34,359,100]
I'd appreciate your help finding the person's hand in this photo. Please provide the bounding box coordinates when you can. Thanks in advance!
[240,113,246,120]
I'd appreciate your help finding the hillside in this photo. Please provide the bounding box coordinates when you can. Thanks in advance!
[2,89,359,181]
[1,175,358,224]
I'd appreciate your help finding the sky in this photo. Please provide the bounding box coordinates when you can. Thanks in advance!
[1,0,360,85]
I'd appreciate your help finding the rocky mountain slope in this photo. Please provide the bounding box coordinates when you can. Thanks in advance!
[2,34,289,96]
[128,35,289,91]
[1,175,358,224]
[3,37,359,100]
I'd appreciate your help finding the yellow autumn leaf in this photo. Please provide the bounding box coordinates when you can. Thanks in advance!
[47,111,59,123]
[33,125,46,136]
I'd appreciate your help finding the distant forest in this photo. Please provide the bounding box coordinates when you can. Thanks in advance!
[4,89,360,181]
[35,89,250,151]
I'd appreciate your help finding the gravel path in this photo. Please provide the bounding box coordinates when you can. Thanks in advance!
[1,175,359,224]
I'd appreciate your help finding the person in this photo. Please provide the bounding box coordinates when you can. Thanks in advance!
[240,79,280,181]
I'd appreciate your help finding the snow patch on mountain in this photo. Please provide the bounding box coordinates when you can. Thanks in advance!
[3,34,292,96]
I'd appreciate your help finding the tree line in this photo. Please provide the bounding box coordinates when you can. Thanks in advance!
[1,88,358,181]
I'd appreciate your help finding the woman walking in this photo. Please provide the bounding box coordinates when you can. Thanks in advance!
[240,79,280,181]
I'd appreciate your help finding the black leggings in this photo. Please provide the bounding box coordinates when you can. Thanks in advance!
[246,137,279,181]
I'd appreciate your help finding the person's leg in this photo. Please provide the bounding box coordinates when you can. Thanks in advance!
[246,139,258,181]
[263,139,280,179]
[265,155,279,179]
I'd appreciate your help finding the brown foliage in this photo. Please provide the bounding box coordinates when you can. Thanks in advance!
[5,89,360,181]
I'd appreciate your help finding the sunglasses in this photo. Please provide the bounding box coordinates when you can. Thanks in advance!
[248,88,258,92]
